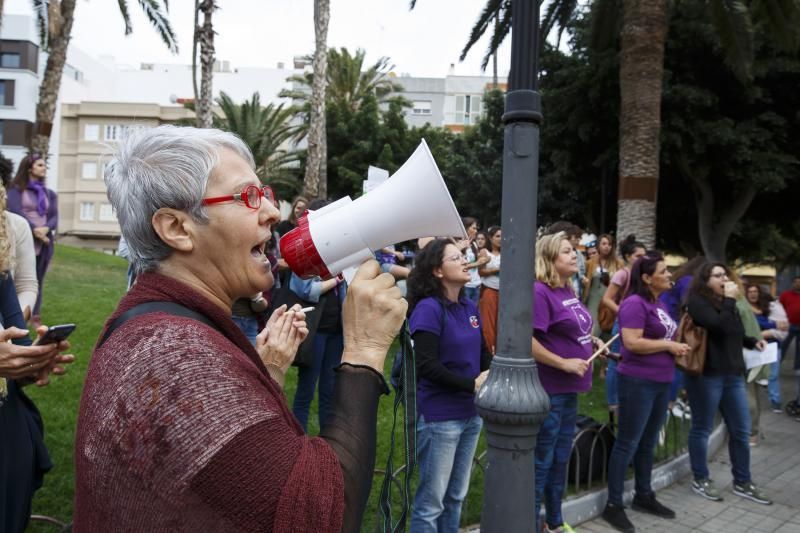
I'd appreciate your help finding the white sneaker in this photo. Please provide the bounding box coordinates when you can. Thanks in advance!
[671,399,691,419]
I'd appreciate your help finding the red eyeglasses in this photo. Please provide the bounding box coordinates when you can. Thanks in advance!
[201,184,278,210]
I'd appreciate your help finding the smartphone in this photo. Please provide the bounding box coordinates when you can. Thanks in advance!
[36,324,77,344]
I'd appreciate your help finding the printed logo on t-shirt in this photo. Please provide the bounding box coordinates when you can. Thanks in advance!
[657,308,677,340]
[563,297,593,342]
[469,315,480,329]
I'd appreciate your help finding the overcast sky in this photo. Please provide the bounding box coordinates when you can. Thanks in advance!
[6,0,513,78]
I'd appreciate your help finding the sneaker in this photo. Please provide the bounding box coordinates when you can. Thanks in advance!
[755,378,768,387]
[749,435,759,447]
[692,478,723,501]
[602,503,635,533]
[771,402,783,413]
[543,523,576,533]
[732,481,772,505]
[632,493,675,519]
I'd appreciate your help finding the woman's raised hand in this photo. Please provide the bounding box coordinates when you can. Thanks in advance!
[257,305,309,379]
[341,260,407,373]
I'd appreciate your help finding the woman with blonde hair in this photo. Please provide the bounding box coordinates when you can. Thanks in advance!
[0,185,38,318]
[532,231,603,533]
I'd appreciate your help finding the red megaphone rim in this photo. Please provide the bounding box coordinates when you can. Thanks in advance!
[279,215,332,280]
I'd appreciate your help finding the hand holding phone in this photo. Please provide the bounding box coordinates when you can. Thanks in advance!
[35,324,77,345]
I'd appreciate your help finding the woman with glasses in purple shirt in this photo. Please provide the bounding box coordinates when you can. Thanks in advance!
[407,238,491,532]
[601,253,690,533]
[531,231,604,533]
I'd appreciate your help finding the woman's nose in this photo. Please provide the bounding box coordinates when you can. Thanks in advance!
[261,200,280,225]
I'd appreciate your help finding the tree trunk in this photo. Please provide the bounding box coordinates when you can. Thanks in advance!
[303,0,330,200]
[492,13,499,88]
[31,0,77,157]
[691,172,756,264]
[196,0,215,129]
[192,0,200,116]
[615,0,667,248]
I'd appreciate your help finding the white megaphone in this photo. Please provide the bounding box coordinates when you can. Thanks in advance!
[280,139,466,280]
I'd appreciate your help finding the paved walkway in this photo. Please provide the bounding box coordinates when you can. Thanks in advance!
[579,368,800,533]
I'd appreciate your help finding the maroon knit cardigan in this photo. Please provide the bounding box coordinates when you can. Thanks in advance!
[73,272,344,532]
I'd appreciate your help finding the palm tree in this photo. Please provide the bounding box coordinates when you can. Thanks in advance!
[213,91,303,195]
[194,0,216,128]
[411,0,800,249]
[281,47,405,114]
[30,0,177,156]
[304,0,330,200]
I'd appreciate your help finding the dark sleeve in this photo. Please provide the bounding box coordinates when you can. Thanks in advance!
[413,330,475,393]
[0,275,31,346]
[46,190,58,232]
[319,364,389,533]
[480,336,492,371]
[687,295,740,335]
[743,336,758,350]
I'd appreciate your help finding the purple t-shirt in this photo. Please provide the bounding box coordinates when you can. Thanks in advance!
[410,296,483,421]
[617,294,677,383]
[532,282,593,395]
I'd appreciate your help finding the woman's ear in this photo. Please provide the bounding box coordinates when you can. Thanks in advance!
[151,208,194,252]
[433,266,444,279]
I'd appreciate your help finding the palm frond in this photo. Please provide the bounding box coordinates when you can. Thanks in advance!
[541,0,579,47]
[708,0,754,81]
[117,0,133,35]
[461,0,505,63]
[136,0,179,53]
[477,3,511,71]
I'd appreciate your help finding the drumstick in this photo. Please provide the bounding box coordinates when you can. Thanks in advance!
[587,334,619,363]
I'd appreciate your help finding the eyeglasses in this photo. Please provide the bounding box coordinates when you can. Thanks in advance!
[201,184,278,210]
[444,253,466,263]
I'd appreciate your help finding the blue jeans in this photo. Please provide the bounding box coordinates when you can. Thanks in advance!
[535,393,577,531]
[231,315,259,346]
[411,414,482,533]
[292,331,343,432]
[768,359,781,405]
[463,286,480,305]
[606,321,621,407]
[686,373,751,484]
[607,374,670,505]
[669,368,685,402]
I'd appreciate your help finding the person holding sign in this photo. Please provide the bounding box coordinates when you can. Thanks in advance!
[684,263,772,506]
[531,232,603,533]
[602,253,689,533]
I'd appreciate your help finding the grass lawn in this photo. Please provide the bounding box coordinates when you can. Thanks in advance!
[26,244,614,531]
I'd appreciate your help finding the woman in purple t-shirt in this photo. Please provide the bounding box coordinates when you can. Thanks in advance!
[601,253,690,533]
[532,232,603,533]
[407,239,491,532]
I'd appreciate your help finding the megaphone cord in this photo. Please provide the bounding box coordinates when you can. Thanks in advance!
[377,319,417,533]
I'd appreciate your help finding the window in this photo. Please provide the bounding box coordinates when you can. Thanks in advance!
[0,53,20,68]
[0,80,11,106]
[99,203,116,222]
[84,124,99,141]
[412,101,432,115]
[81,162,97,179]
[0,120,4,145]
[79,202,95,221]
[454,95,482,125]
[104,124,145,142]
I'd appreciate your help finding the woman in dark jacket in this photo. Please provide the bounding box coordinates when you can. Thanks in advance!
[685,262,771,505]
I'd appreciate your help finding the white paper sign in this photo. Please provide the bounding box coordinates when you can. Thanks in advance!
[743,343,778,370]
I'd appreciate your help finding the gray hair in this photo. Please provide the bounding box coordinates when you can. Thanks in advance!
[105,125,255,273]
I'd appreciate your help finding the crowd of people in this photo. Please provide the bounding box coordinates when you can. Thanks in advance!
[1,125,799,533]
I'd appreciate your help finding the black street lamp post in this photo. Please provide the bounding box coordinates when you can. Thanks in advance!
[474,1,550,531]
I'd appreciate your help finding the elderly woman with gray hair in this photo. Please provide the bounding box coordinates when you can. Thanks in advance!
[73,126,407,532]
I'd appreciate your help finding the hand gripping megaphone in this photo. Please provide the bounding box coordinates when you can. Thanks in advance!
[280,139,467,280]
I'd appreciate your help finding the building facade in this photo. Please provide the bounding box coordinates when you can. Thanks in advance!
[0,14,39,170]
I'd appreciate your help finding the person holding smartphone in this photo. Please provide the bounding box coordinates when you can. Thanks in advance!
[684,263,772,505]
[0,270,74,533]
